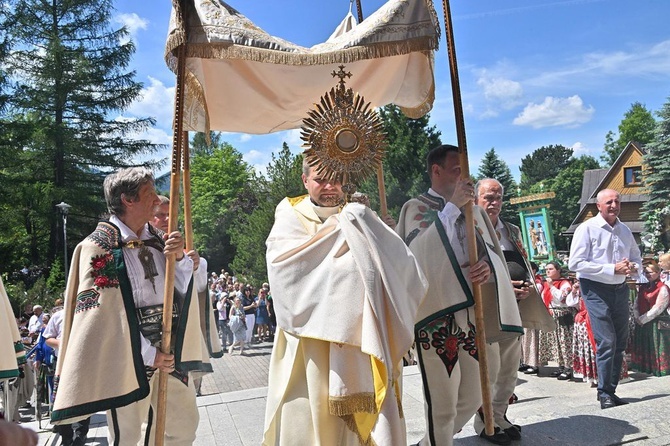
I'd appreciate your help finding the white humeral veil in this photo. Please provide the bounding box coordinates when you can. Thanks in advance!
[263,197,427,445]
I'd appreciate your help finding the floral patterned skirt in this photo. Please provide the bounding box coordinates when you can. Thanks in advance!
[521,328,542,367]
[539,307,575,368]
[629,317,670,377]
[572,321,597,382]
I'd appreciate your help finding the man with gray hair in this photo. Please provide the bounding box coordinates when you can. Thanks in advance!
[473,177,554,443]
[569,188,642,409]
[50,167,210,445]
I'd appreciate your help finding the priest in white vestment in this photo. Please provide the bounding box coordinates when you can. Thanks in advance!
[262,159,427,446]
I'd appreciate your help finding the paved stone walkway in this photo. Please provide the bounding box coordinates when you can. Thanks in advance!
[19,340,670,445]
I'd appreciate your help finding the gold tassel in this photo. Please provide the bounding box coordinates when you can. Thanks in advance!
[329,392,377,416]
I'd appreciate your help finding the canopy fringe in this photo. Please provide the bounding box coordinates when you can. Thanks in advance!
[167,35,437,72]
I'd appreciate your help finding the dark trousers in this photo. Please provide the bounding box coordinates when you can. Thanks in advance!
[219,319,233,347]
[580,278,630,396]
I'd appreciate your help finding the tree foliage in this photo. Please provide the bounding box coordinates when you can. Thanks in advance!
[544,155,601,250]
[0,0,160,278]
[190,138,252,272]
[228,143,304,284]
[642,96,670,251]
[519,145,573,191]
[359,105,441,217]
[476,148,518,222]
[601,102,656,166]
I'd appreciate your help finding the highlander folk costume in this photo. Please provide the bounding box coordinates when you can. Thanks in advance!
[51,219,213,445]
[397,192,523,446]
[263,196,427,446]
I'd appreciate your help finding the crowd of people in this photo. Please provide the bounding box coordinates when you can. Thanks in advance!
[520,252,670,389]
[1,152,670,446]
[208,273,276,356]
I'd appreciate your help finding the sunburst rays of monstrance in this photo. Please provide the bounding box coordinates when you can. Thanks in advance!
[301,65,387,200]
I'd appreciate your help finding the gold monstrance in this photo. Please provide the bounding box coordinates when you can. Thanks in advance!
[301,65,387,199]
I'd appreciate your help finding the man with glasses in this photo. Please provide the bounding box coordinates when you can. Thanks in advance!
[569,189,642,409]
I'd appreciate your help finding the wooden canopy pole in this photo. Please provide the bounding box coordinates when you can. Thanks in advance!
[441,0,495,436]
[155,29,188,446]
[355,0,388,217]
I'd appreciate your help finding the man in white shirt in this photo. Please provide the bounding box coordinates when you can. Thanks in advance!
[149,194,223,397]
[27,305,43,338]
[569,188,642,409]
[44,309,90,446]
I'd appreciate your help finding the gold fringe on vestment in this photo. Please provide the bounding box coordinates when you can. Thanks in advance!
[329,392,377,416]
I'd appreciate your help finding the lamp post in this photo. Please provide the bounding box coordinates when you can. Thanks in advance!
[56,202,71,279]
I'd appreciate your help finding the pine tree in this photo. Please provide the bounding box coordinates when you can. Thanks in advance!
[359,105,441,217]
[642,96,670,251]
[1,0,161,270]
[519,145,573,191]
[476,148,518,222]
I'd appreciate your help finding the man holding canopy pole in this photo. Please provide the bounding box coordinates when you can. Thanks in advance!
[50,167,210,445]
[397,144,523,446]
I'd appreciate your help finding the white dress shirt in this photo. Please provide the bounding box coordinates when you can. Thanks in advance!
[495,219,514,252]
[43,309,64,357]
[568,213,642,285]
[110,215,193,366]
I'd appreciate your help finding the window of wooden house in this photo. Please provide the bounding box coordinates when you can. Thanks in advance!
[623,166,642,186]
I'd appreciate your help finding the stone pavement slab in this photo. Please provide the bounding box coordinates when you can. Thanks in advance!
[24,345,670,445]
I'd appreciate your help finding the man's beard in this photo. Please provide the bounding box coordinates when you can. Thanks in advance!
[318,194,343,207]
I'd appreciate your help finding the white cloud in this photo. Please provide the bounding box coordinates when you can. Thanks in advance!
[126,77,175,131]
[283,129,303,148]
[570,141,591,154]
[582,40,670,77]
[477,74,523,108]
[513,95,594,129]
[114,13,149,44]
[239,134,252,143]
[244,149,266,163]
[527,39,670,90]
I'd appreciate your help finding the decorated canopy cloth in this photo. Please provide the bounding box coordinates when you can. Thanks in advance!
[166,0,439,134]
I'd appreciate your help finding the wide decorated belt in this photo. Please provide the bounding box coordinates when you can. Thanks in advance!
[136,303,179,347]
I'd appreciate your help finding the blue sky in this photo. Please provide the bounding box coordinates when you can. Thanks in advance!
[113,0,670,180]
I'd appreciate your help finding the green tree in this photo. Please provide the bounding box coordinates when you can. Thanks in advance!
[359,105,441,217]
[0,0,161,275]
[229,143,304,284]
[642,96,670,252]
[476,148,518,222]
[601,102,656,166]
[519,145,573,191]
[545,155,601,250]
[190,139,252,272]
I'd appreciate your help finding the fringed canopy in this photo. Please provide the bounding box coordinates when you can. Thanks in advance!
[165,0,440,134]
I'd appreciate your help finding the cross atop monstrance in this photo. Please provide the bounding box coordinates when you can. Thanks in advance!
[331,65,352,88]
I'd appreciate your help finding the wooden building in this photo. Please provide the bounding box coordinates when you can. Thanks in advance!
[564,141,647,241]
